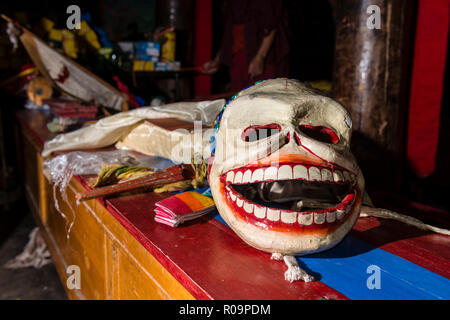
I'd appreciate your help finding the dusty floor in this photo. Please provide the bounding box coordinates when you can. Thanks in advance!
[0,209,67,300]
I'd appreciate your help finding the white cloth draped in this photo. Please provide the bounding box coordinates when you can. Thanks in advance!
[42,99,225,158]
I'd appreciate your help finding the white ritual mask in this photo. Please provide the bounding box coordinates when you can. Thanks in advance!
[209,79,364,255]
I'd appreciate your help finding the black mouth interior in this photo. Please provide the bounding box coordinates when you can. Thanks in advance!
[231,180,353,212]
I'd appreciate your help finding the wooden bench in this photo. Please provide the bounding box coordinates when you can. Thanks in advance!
[15,109,450,300]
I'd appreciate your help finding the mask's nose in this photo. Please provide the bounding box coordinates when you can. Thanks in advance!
[283,131,302,147]
[250,130,325,167]
[294,132,302,146]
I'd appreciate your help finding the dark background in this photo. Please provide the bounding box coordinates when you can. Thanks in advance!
[0,0,448,212]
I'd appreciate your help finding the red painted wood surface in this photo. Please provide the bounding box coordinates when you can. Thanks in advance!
[16,110,450,299]
[352,217,450,279]
[104,192,348,300]
[354,188,450,279]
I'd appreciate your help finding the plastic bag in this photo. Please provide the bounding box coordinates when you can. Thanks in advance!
[44,150,144,237]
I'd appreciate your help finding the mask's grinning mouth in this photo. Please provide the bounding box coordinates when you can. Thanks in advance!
[221,163,358,227]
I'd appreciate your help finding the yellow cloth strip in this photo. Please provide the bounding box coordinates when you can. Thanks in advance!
[188,191,215,207]
[176,192,214,212]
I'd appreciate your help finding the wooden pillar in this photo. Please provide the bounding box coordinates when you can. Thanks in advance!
[331,0,415,190]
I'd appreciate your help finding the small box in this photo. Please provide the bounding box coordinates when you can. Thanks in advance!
[135,41,160,61]
[161,32,175,62]
[155,61,180,71]
[154,62,168,71]
[133,60,146,71]
[144,61,155,71]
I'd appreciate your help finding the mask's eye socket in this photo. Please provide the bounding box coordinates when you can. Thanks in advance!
[242,123,281,142]
[299,124,340,144]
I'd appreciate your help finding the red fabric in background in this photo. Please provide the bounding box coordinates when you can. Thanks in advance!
[230,48,275,93]
[194,0,212,97]
[407,0,450,177]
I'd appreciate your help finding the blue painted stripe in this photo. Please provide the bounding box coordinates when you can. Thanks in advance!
[210,211,450,300]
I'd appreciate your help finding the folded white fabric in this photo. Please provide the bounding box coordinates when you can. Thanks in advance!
[42,99,225,157]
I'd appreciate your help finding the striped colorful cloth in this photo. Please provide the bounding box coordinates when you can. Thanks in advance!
[154,191,215,227]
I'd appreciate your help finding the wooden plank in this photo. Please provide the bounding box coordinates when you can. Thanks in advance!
[45,175,105,299]
[114,244,171,299]
[37,153,49,223]
[69,178,195,300]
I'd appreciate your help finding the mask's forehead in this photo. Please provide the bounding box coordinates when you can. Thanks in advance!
[210,79,353,156]
[221,80,352,142]
[239,78,316,97]
[221,96,294,129]
[220,80,314,127]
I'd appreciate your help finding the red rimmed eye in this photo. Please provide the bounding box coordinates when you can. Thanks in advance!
[242,123,281,142]
[299,124,340,144]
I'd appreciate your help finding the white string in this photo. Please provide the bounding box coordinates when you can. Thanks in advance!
[360,205,450,236]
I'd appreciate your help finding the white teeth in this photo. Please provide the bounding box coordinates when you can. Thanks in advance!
[251,168,264,182]
[281,211,297,224]
[293,165,308,179]
[267,208,280,221]
[224,165,355,226]
[343,171,351,182]
[226,171,235,182]
[242,170,252,183]
[264,167,278,181]
[321,169,333,181]
[254,205,267,219]
[278,165,292,180]
[243,201,254,213]
[314,212,325,224]
[298,213,313,225]
[234,171,243,184]
[309,167,321,181]
[326,211,336,223]
[226,184,350,225]
[333,170,344,182]
[226,166,354,185]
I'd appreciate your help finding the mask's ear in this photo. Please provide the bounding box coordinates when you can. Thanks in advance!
[207,155,214,184]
